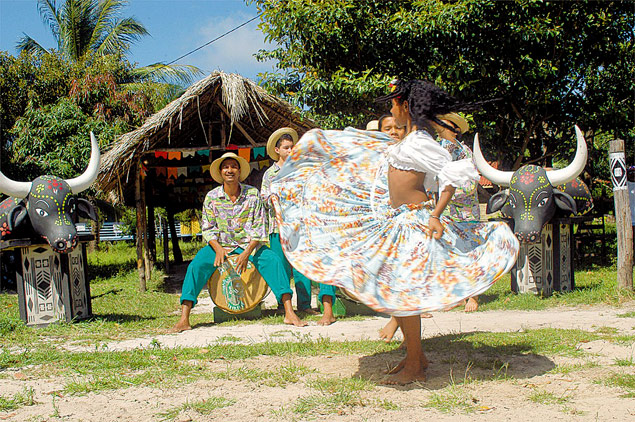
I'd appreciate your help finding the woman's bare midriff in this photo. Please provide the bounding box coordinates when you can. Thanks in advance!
[388,166,428,208]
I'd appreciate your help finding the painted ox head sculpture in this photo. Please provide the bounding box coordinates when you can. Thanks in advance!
[0,133,99,253]
[474,126,588,243]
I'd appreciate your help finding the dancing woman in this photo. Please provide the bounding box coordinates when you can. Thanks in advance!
[271,80,519,384]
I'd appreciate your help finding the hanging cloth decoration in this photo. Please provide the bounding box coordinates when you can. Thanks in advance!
[168,151,181,160]
[249,162,259,171]
[182,151,196,158]
[259,160,271,169]
[167,168,178,179]
[155,151,169,159]
[196,150,210,157]
[238,148,251,162]
[156,167,167,177]
[253,147,266,159]
[226,144,239,150]
[177,167,188,177]
[202,164,211,174]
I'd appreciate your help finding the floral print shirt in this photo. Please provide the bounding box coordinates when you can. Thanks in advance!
[201,184,268,252]
[438,137,481,222]
[260,163,280,235]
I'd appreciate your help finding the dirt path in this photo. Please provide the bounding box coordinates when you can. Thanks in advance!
[2,304,634,422]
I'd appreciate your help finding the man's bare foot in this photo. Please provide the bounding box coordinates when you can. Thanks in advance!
[379,318,399,343]
[300,308,321,316]
[167,321,191,333]
[446,300,466,311]
[317,314,336,326]
[464,297,479,313]
[284,314,308,327]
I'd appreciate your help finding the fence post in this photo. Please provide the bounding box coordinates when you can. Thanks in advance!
[609,139,633,290]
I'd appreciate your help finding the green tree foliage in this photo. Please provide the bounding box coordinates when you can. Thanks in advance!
[252,0,634,174]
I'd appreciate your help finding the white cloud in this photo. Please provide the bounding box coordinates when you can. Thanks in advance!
[192,14,277,80]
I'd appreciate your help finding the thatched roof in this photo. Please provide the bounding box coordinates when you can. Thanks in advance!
[97,72,317,209]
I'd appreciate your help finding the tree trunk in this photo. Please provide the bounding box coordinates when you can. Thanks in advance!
[135,166,147,292]
[610,140,633,290]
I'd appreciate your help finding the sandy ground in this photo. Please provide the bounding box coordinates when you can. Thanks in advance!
[1,299,634,422]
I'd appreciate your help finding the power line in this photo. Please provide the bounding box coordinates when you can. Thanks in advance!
[148,13,263,75]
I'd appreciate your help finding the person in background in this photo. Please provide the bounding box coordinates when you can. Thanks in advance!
[261,128,338,326]
[378,114,407,142]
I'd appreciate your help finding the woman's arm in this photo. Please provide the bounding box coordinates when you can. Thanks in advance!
[429,186,456,239]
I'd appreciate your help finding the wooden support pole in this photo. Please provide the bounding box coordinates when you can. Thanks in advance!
[167,207,183,264]
[215,99,258,146]
[162,216,170,274]
[140,168,151,282]
[609,139,633,290]
[147,203,156,265]
[134,165,147,292]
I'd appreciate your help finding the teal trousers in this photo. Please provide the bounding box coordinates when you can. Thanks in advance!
[180,244,292,307]
[269,233,336,309]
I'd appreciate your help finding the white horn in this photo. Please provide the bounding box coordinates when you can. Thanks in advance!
[66,132,101,194]
[0,169,32,198]
[546,125,588,187]
[473,133,513,186]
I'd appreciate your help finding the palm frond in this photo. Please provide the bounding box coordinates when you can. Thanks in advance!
[91,0,134,53]
[16,34,49,55]
[36,0,62,46]
[95,16,148,56]
[59,0,96,61]
[131,63,203,86]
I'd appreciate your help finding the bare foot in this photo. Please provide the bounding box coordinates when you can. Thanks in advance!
[421,313,433,318]
[445,300,466,311]
[300,308,321,316]
[464,297,479,313]
[383,365,427,385]
[167,322,191,333]
[379,318,399,343]
[284,314,308,327]
[317,314,336,326]
[386,351,427,374]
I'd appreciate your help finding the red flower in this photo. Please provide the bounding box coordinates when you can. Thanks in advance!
[0,222,11,237]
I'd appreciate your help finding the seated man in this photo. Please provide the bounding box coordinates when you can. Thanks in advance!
[169,152,306,332]
[262,128,337,325]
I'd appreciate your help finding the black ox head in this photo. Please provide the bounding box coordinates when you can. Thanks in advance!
[0,133,99,253]
[474,126,588,243]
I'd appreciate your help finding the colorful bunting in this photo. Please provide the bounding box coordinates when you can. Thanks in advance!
[168,151,181,160]
[238,148,251,161]
[253,147,266,159]
[182,151,196,158]
[177,167,187,177]
[167,168,178,179]
[249,162,259,171]
[155,151,168,159]
[259,160,270,169]
[226,144,239,150]
[202,164,211,173]
[156,167,167,177]
[196,150,210,157]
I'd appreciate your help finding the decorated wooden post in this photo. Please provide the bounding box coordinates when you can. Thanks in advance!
[135,162,147,292]
[609,140,633,290]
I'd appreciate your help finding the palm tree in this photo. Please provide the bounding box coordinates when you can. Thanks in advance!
[17,0,200,86]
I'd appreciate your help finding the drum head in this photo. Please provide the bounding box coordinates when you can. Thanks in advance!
[208,255,269,314]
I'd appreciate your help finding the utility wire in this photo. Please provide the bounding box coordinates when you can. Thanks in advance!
[147,13,263,75]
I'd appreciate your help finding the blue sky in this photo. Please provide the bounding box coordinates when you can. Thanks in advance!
[0,0,276,81]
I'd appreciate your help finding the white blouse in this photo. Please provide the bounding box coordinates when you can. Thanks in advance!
[386,130,480,195]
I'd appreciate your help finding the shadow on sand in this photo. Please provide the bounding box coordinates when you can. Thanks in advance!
[354,331,555,390]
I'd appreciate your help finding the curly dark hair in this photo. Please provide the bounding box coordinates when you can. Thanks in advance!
[377,80,495,133]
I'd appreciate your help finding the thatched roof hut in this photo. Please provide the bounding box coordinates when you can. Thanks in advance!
[97,71,316,210]
[96,72,317,289]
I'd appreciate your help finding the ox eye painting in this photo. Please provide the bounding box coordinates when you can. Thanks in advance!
[474,126,590,243]
[0,133,99,253]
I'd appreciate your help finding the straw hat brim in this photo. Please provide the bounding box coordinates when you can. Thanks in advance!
[210,153,251,184]
[438,113,469,134]
[267,127,299,160]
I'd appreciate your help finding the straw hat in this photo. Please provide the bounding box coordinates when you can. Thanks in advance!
[267,127,298,161]
[438,113,469,134]
[365,120,379,131]
[210,152,251,184]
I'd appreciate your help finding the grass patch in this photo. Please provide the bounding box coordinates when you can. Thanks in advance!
[474,266,634,312]
[600,372,635,398]
[549,361,599,374]
[616,311,635,318]
[213,363,314,387]
[425,383,477,414]
[528,388,571,405]
[0,387,36,411]
[294,377,373,415]
[614,357,634,367]
[157,396,236,421]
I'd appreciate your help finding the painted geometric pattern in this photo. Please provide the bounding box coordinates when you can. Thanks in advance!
[559,224,572,291]
[514,224,554,296]
[69,248,88,317]
[21,246,67,325]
